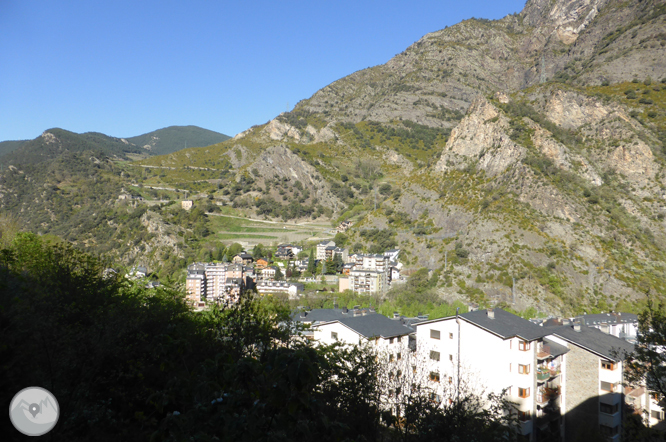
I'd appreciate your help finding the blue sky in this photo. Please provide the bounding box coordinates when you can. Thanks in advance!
[0,0,526,141]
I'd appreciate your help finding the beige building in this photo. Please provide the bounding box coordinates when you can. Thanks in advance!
[186,262,245,307]
[348,269,388,295]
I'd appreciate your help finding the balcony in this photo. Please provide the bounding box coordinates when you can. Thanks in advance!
[537,368,550,381]
[536,366,561,382]
[537,345,551,359]
[536,386,560,406]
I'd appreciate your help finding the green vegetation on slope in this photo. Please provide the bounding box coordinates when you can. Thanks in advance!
[126,125,230,156]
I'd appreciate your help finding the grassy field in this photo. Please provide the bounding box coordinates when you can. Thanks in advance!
[207,214,334,246]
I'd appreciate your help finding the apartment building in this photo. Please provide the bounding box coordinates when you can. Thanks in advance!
[545,323,635,441]
[348,268,388,295]
[415,308,634,442]
[185,262,245,307]
[312,310,412,357]
[185,263,206,306]
[316,240,336,261]
[256,281,303,297]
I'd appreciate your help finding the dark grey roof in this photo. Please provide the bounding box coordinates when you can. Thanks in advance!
[543,337,569,358]
[576,312,638,326]
[459,308,551,341]
[548,325,635,361]
[334,314,414,339]
[292,308,374,324]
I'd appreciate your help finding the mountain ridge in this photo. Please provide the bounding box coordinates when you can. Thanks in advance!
[1,0,665,316]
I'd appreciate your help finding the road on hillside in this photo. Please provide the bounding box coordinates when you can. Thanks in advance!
[206,212,334,231]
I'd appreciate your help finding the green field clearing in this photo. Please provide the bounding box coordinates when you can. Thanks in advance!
[215,233,278,240]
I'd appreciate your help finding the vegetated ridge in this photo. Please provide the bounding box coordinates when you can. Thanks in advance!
[126,125,230,156]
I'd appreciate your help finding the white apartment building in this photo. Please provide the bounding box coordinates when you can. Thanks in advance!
[256,281,303,297]
[316,240,336,261]
[312,311,412,359]
[415,308,634,442]
[348,268,388,295]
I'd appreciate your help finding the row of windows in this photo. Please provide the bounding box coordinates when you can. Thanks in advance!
[431,329,533,352]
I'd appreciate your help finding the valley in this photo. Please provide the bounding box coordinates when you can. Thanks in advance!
[1,0,665,319]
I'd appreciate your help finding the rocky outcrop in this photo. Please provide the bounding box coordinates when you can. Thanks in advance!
[251,145,342,208]
[527,119,603,186]
[435,97,525,176]
[222,145,252,169]
[261,118,338,144]
[522,0,607,43]
[263,119,303,141]
[543,89,658,184]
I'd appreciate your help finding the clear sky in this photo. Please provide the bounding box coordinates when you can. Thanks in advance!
[0,0,526,141]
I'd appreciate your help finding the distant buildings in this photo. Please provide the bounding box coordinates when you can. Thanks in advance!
[276,244,303,260]
[186,262,243,308]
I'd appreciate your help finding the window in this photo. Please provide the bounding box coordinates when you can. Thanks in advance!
[430,372,440,382]
[449,354,453,362]
[389,337,394,344]
[600,425,619,437]
[397,352,402,360]
[518,340,530,351]
[518,410,531,422]
[430,329,440,340]
[389,354,394,362]
[600,381,616,392]
[331,331,338,341]
[518,364,530,374]
[449,332,454,339]
[397,336,402,343]
[601,361,615,370]
[448,376,453,384]
[600,403,620,414]
[430,351,440,361]
[652,410,664,421]
[518,388,530,398]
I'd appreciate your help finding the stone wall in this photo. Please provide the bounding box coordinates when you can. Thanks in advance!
[564,344,599,440]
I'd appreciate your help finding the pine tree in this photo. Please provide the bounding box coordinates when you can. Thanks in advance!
[307,248,316,274]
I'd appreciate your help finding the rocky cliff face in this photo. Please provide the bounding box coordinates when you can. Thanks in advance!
[435,97,525,177]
